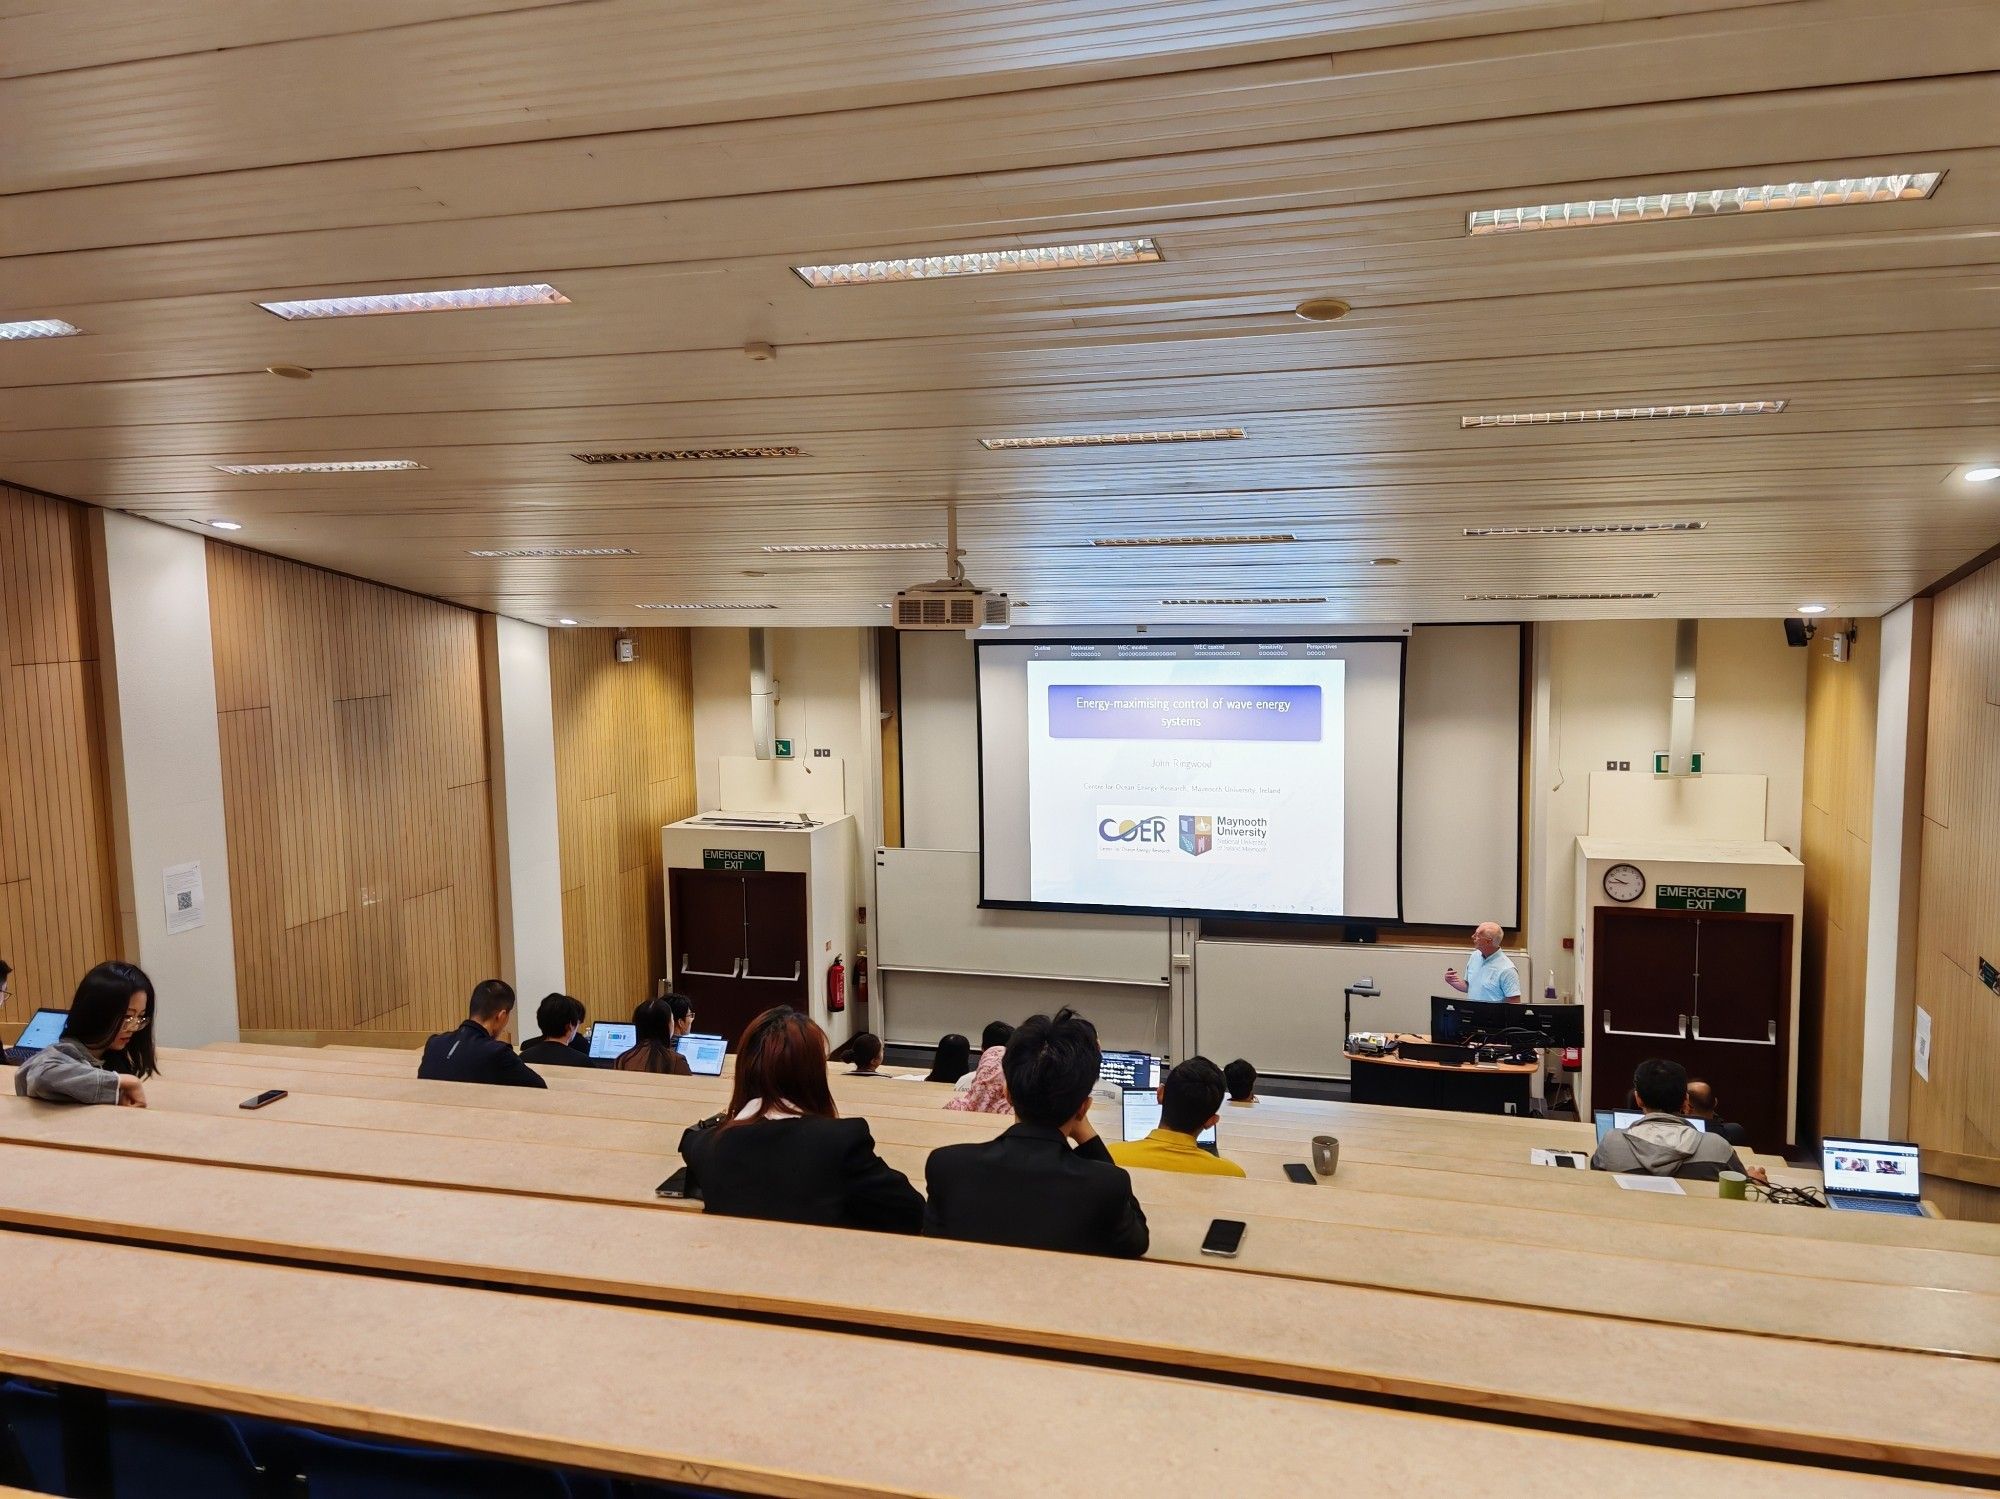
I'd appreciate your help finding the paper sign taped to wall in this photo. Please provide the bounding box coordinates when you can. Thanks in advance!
[163,861,205,935]
[1914,1006,1932,1083]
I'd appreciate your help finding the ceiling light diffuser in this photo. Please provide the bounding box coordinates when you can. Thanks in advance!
[557,619,579,626]
[1797,604,1829,615]
[257,284,568,319]
[759,542,941,554]
[1466,591,1657,602]
[794,237,1159,288]
[203,520,243,531]
[1468,173,1941,235]
[215,459,424,474]
[465,547,635,559]
[574,447,802,463]
[634,602,778,611]
[1463,402,1783,428]
[1159,596,1326,607]
[0,317,83,340]
[1966,466,2000,483]
[981,428,1244,451]
[1092,534,1294,547]
[1463,522,1706,537]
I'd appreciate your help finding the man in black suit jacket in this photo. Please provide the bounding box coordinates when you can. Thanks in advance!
[419,979,547,1089]
[518,992,593,1069]
[923,1007,1148,1258]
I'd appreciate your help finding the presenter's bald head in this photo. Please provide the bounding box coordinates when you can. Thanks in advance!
[1472,922,1503,955]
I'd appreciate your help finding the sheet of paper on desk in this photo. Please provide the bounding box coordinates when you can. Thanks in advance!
[1613,1175,1685,1194]
[1530,1149,1589,1168]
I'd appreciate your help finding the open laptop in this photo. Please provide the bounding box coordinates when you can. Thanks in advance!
[1120,1088,1218,1154]
[1098,1050,1154,1091]
[1594,1109,1707,1144]
[1821,1137,1926,1217]
[674,1033,727,1077]
[7,1008,68,1063]
[586,1021,636,1063]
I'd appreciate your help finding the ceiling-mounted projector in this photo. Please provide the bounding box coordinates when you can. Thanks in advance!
[892,501,1010,630]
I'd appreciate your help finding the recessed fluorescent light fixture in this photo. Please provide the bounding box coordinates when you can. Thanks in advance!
[557,618,579,626]
[215,459,424,474]
[634,602,779,611]
[1160,596,1326,607]
[1467,173,1941,235]
[200,520,243,531]
[1466,591,1657,601]
[794,237,1159,288]
[981,428,1245,451]
[465,547,635,559]
[760,541,941,554]
[1464,522,1706,537]
[1797,603,1829,615]
[0,317,83,340]
[1966,466,2000,483]
[257,283,568,319]
[1093,534,1294,547]
[574,447,801,463]
[1462,401,1783,428]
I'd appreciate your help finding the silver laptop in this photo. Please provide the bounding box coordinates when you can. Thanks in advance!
[9,1008,68,1061]
[1120,1088,1218,1153]
[1820,1137,1925,1217]
[673,1033,727,1076]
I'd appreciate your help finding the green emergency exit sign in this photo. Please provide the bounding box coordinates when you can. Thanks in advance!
[703,848,766,873]
[1656,884,1745,912]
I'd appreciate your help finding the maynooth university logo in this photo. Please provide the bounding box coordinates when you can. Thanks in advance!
[1178,814,1213,856]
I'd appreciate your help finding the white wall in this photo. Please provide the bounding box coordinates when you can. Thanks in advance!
[1533,619,1807,998]
[90,513,239,1047]
[482,616,567,1020]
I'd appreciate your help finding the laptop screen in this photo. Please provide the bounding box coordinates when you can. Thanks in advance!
[15,1008,67,1053]
[1098,1050,1153,1091]
[1120,1089,1217,1150]
[1821,1138,1921,1200]
[587,1022,636,1061]
[1595,1109,1707,1143]
[674,1033,727,1076]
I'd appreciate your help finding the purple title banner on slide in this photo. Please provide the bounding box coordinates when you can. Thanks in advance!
[1046,684,1322,740]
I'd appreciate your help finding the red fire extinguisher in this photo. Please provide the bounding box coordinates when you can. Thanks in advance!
[827,955,846,1014]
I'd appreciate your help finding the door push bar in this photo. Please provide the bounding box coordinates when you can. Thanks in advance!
[1690,1016,1779,1046]
[744,960,804,983]
[679,955,743,980]
[1602,1010,1688,1040]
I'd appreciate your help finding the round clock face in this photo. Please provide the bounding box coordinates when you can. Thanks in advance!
[1603,863,1646,902]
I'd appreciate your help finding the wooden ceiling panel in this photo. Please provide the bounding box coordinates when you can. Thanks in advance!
[1,3,1995,625]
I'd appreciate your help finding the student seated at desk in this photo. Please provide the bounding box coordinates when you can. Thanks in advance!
[1224,1058,1258,1107]
[613,994,694,1075]
[1111,1058,1246,1178]
[923,1032,971,1084]
[829,1031,884,1075]
[13,961,155,1107]
[1591,1059,1765,1183]
[419,980,546,1089]
[944,1046,1010,1114]
[678,1006,922,1234]
[518,993,592,1068]
[923,1008,1149,1259]
[1684,1079,1749,1147]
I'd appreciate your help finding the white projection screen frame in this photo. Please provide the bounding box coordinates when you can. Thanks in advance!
[977,636,1406,922]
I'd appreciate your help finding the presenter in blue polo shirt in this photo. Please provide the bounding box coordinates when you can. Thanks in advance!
[1444,922,1520,1003]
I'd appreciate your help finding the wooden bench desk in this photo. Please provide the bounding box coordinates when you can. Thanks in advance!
[0,1149,1993,1476]
[1,1233,1968,1499]
[2,1103,1995,1361]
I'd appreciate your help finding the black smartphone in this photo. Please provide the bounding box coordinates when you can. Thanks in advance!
[1200,1218,1247,1257]
[239,1089,287,1110]
[655,1167,693,1199]
[1283,1163,1316,1184]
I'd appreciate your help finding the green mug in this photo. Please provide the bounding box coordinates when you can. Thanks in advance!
[1717,1171,1748,1200]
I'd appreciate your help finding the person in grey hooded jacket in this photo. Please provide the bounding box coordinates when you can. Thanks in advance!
[1591,1058,1766,1183]
[13,961,155,1107]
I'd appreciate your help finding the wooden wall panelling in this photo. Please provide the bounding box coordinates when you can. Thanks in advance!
[1800,623,1878,1139]
[1910,555,2000,1220]
[0,485,119,1034]
[548,628,696,1021]
[207,543,499,1040]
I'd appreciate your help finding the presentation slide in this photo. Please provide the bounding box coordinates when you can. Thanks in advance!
[979,638,1405,920]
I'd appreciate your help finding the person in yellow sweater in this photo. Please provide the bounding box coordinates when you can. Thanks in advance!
[1109,1057,1247,1178]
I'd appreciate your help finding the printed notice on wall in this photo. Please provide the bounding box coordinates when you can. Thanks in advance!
[163,861,205,935]
[1914,1006,1932,1083]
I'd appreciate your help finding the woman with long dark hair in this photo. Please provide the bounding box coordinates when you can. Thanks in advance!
[613,993,694,1075]
[13,961,155,1106]
[677,1007,921,1233]
[923,1032,971,1084]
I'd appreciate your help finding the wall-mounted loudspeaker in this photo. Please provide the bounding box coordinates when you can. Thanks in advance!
[1783,618,1816,648]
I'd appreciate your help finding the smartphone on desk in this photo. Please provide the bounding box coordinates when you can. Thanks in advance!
[1283,1163,1316,1185]
[1200,1219,1247,1258]
[239,1089,287,1110]
[656,1167,694,1199]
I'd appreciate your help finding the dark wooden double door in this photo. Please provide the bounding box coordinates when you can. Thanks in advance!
[667,868,810,1050]
[1591,906,1792,1152]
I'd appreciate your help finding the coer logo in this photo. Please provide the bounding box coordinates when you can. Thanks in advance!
[1098,816,1168,843]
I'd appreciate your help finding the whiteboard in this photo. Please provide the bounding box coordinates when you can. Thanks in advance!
[874,847,1169,986]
